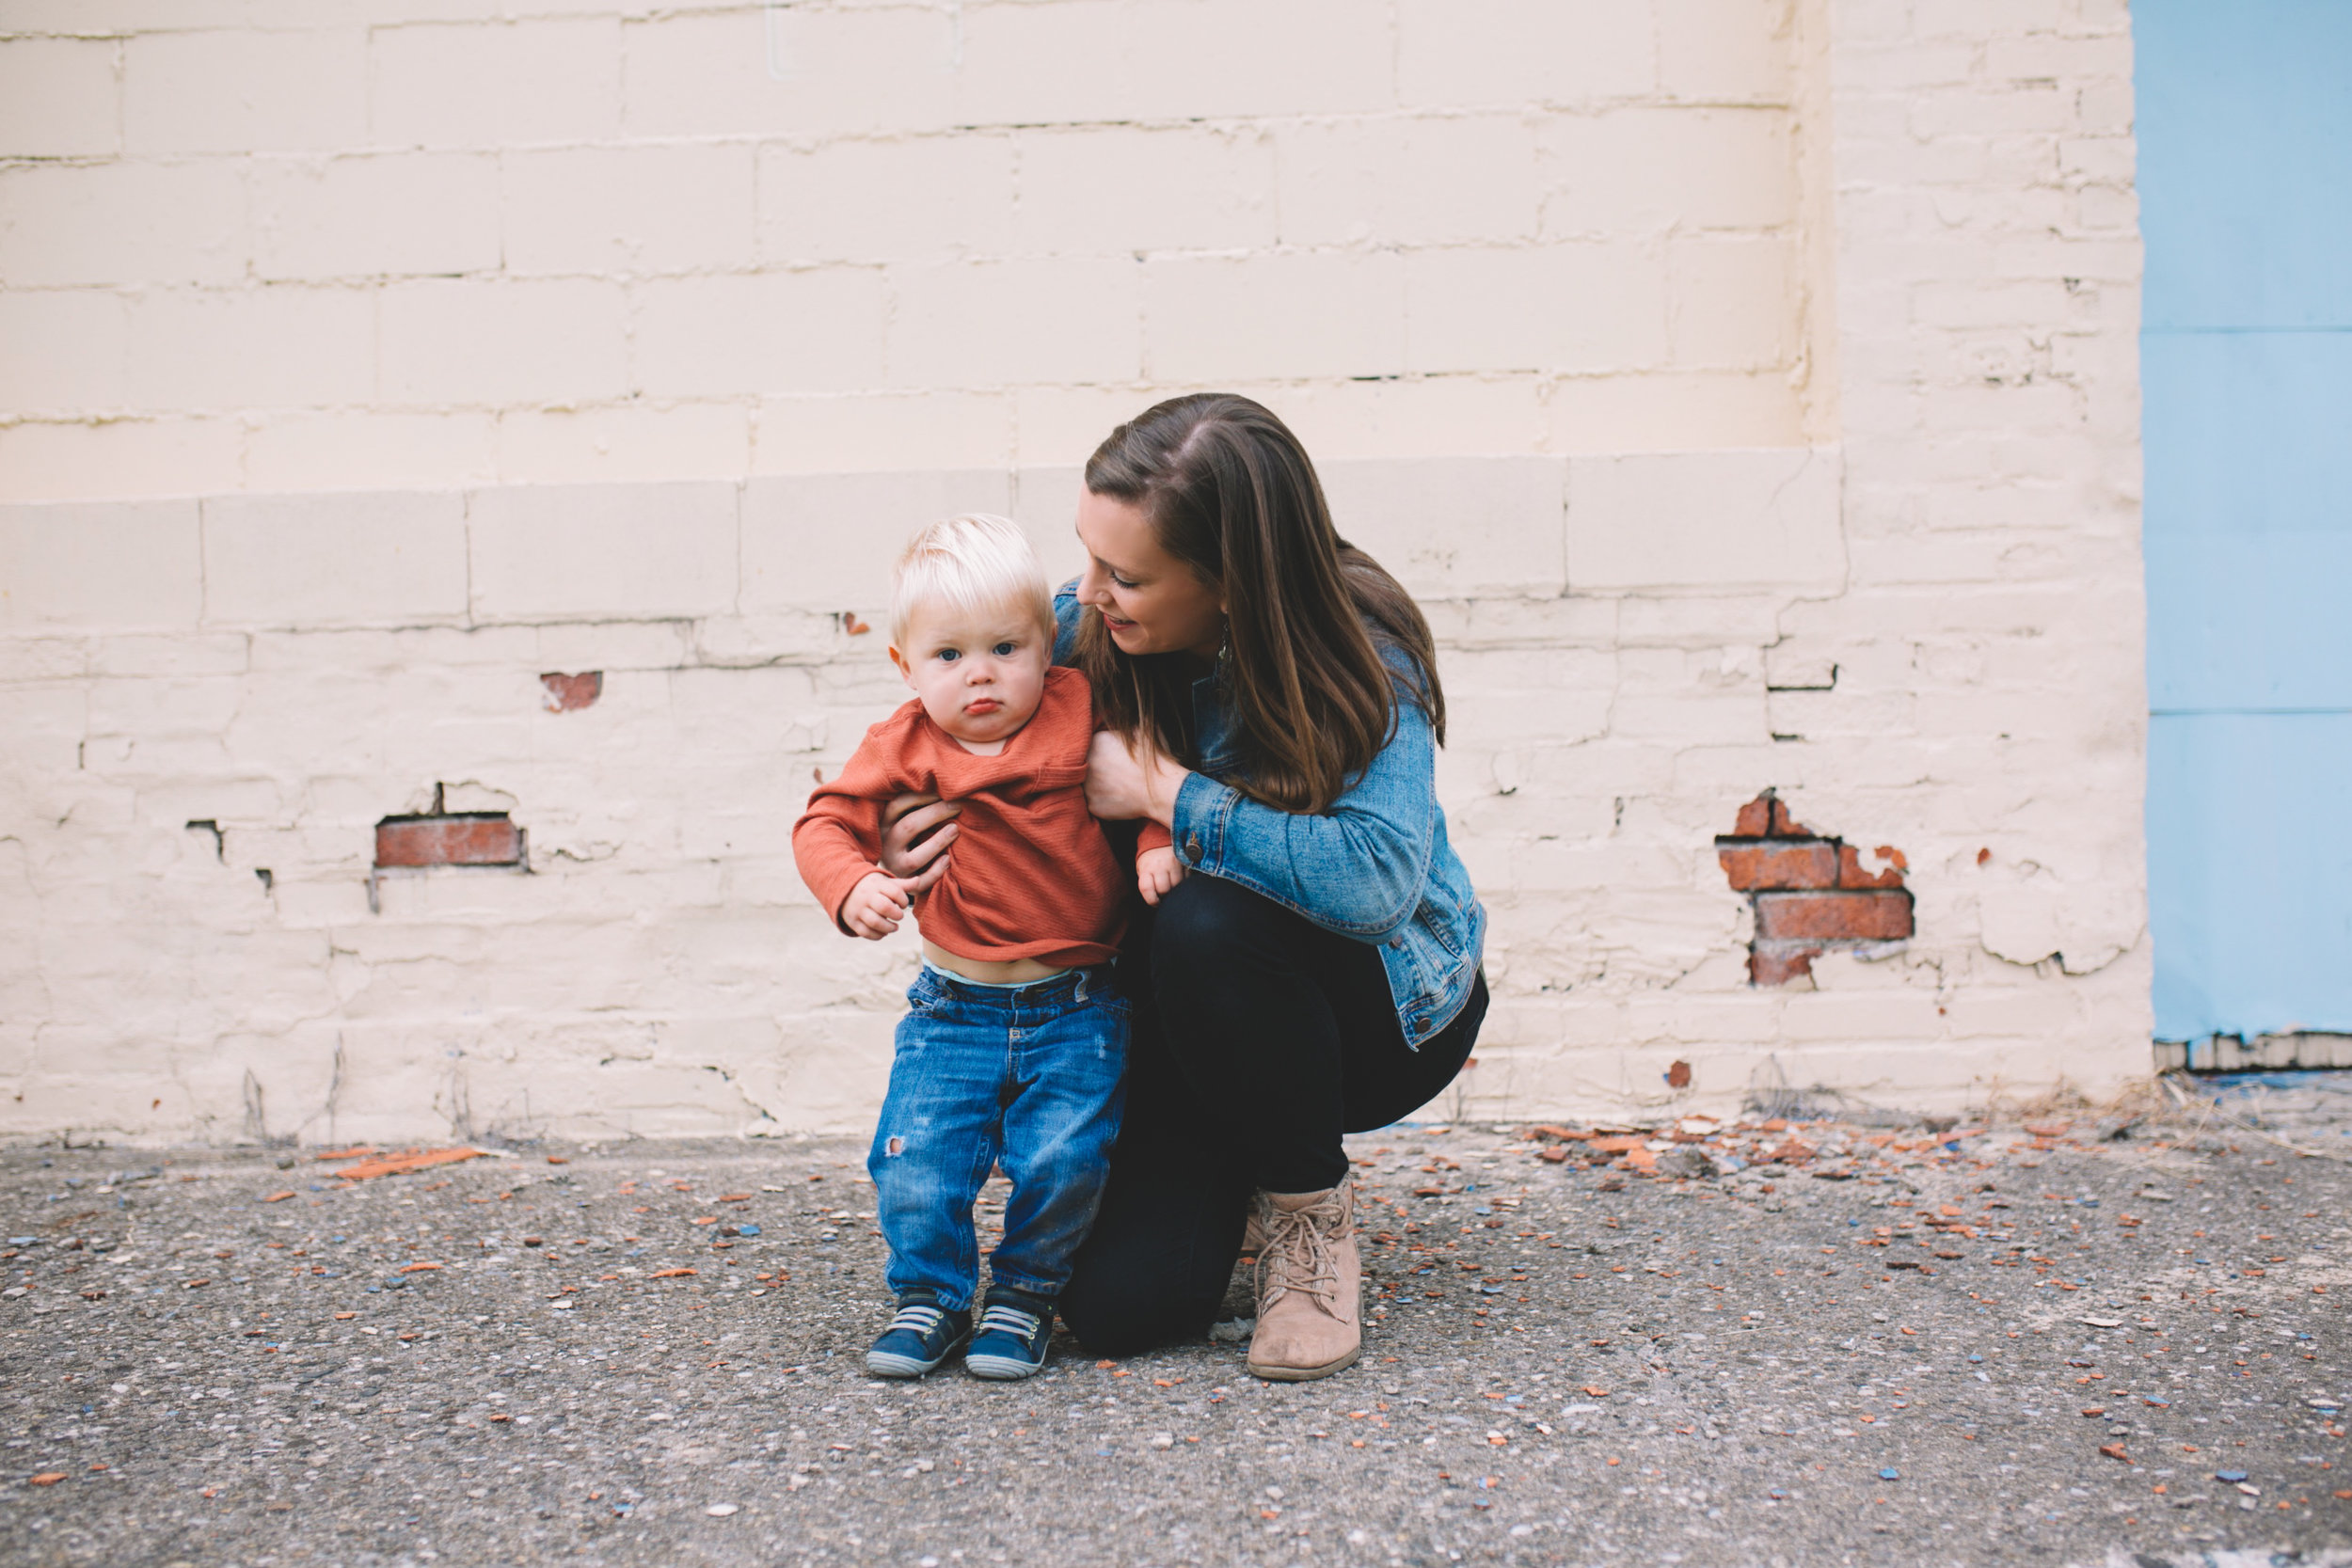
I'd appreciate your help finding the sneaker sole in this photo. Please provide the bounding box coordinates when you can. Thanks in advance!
[866,1331,969,1380]
[962,1353,1046,1381]
[1246,1343,1360,1382]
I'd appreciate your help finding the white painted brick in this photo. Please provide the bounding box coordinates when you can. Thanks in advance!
[1656,0,1795,103]
[468,481,738,622]
[753,391,1013,475]
[1320,457,1566,600]
[0,36,121,159]
[0,161,249,288]
[1667,234,1797,369]
[0,0,2160,1133]
[1248,376,1551,463]
[126,286,376,412]
[1541,108,1796,235]
[0,501,201,632]
[623,8,956,140]
[1009,386,1165,467]
[0,419,246,504]
[757,135,1012,266]
[947,0,1137,127]
[634,269,888,399]
[1144,251,1403,383]
[245,410,498,494]
[496,403,751,487]
[1543,369,1805,451]
[1009,466,1086,555]
[740,469,1016,616]
[958,0,1391,124]
[1013,125,1277,257]
[1565,447,1843,592]
[1405,244,1669,374]
[1397,0,1656,108]
[201,491,469,628]
[1276,114,1541,248]
[380,278,628,407]
[506,143,756,277]
[890,259,1141,388]
[1116,0,1395,120]
[124,27,365,155]
[0,290,129,414]
[369,17,620,150]
[252,152,501,281]
[87,633,249,680]
[0,638,90,684]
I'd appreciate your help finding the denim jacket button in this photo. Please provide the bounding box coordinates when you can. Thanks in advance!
[1184,835,1203,864]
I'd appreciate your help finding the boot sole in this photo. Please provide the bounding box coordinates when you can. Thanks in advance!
[1246,1342,1360,1382]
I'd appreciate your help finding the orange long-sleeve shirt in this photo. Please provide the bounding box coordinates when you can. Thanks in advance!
[791,666,1168,969]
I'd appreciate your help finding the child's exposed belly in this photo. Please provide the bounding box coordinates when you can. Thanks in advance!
[920,940,1067,985]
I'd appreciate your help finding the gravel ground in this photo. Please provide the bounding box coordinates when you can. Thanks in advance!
[3,1085,2349,1568]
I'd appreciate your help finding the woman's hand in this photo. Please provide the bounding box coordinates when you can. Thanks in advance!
[1086,731,1189,828]
[877,793,961,891]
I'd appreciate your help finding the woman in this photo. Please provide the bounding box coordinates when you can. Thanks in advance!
[883,393,1487,1381]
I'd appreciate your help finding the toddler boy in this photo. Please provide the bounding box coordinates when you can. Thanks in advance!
[792,515,1173,1380]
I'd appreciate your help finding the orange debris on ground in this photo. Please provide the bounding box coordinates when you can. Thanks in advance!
[330,1148,487,1181]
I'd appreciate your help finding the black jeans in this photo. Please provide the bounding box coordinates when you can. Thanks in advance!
[1057,873,1486,1354]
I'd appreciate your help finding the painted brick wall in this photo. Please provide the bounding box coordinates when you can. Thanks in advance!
[0,0,2151,1143]
[0,0,1814,494]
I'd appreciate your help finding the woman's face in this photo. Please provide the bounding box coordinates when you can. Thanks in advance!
[1074,488,1226,661]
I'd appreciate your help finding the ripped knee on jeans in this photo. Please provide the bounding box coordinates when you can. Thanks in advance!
[883,1135,905,1156]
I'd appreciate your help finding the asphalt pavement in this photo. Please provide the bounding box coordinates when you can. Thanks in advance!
[4,1076,2349,1567]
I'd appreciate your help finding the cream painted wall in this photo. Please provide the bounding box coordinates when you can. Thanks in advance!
[0,0,2150,1143]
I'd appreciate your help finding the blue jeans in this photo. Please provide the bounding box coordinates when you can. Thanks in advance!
[867,963,1128,1312]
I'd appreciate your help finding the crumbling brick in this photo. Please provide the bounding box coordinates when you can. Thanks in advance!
[1718,790,1914,986]
[540,671,602,712]
[374,814,523,868]
[1755,890,1915,942]
[1718,841,1839,891]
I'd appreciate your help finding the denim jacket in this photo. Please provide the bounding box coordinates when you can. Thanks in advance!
[1055,588,1486,1047]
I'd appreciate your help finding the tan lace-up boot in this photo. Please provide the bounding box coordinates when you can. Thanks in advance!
[1246,1183,1362,1381]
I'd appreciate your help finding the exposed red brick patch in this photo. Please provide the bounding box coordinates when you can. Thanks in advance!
[1719,841,1839,892]
[1665,1059,1692,1089]
[540,671,603,712]
[1756,890,1915,942]
[375,815,523,868]
[1749,947,1820,986]
[1717,789,1914,987]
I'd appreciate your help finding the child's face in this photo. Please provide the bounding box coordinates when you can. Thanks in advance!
[889,602,1052,749]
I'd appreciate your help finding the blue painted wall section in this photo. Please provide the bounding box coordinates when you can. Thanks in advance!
[2137,0,2352,1039]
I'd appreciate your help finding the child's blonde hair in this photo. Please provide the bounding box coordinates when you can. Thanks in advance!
[889,514,1055,649]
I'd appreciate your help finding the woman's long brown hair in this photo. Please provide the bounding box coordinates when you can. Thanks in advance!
[1078,393,1445,816]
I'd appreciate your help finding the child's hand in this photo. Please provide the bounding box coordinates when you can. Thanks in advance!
[1137,845,1186,907]
[841,871,920,939]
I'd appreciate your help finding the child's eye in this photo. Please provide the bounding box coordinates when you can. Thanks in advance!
[936,648,961,663]
[992,641,1017,657]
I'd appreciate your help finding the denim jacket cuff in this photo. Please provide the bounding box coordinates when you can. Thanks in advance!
[1171,770,1236,876]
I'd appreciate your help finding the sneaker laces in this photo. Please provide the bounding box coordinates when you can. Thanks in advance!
[976,1302,1042,1339]
[888,1301,949,1338]
[1256,1186,1354,1317]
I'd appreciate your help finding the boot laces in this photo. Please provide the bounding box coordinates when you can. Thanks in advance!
[1256,1189,1352,1315]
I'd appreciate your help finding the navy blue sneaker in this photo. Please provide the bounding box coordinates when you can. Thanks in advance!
[865,1293,971,1379]
[963,1292,1053,1381]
